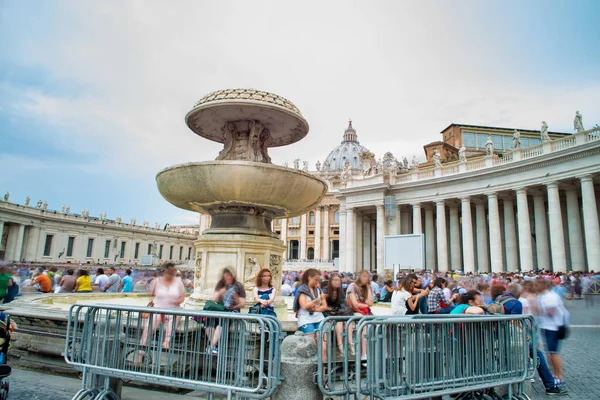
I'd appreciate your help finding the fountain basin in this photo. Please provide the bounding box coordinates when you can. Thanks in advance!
[156,161,328,218]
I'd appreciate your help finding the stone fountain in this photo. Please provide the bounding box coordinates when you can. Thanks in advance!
[156,89,328,310]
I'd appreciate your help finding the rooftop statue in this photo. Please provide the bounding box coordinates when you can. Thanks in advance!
[302,161,308,172]
[36,200,42,209]
[458,146,467,163]
[433,149,442,167]
[293,158,300,170]
[574,111,585,133]
[512,129,521,149]
[3,192,9,202]
[24,196,30,207]
[402,156,409,170]
[485,135,494,156]
[540,121,551,141]
[340,160,352,182]
[315,160,321,171]
[412,155,419,169]
[42,201,48,211]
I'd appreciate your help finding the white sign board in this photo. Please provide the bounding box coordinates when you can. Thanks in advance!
[140,255,154,266]
[384,234,425,272]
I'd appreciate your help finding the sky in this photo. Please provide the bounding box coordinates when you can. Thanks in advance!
[1,0,599,225]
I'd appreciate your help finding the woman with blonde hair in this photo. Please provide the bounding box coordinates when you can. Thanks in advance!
[253,268,277,317]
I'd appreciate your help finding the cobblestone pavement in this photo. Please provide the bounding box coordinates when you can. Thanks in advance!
[529,297,600,399]
[4,298,600,400]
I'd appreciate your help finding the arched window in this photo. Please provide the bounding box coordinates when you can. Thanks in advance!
[309,212,315,225]
[307,247,315,260]
[333,210,340,224]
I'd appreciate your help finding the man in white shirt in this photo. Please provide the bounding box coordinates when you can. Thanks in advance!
[94,268,109,292]
[104,267,122,293]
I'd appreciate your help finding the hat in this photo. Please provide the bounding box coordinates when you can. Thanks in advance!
[458,288,467,295]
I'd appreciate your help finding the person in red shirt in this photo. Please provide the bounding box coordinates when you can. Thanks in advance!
[30,268,52,293]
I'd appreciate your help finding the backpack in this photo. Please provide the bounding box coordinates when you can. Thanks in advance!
[484,295,513,315]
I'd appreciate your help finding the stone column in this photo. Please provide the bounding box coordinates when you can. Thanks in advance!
[395,205,402,235]
[546,182,567,272]
[580,176,600,272]
[449,204,461,271]
[503,198,519,272]
[346,207,355,273]
[425,207,436,271]
[300,214,307,260]
[412,204,422,234]
[323,206,330,261]
[376,204,386,276]
[281,218,288,259]
[533,195,550,270]
[488,193,503,273]
[436,200,449,272]
[0,222,4,249]
[24,226,41,261]
[13,224,25,262]
[355,211,363,271]
[339,207,346,270]
[565,189,585,271]
[461,197,475,273]
[475,202,490,273]
[314,207,321,261]
[515,188,534,272]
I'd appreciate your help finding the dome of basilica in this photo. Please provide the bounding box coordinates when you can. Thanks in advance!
[323,120,370,171]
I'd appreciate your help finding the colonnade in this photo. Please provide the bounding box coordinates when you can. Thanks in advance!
[279,205,337,261]
[341,175,600,274]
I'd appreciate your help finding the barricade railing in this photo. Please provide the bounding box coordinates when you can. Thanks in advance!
[316,314,536,400]
[65,304,283,400]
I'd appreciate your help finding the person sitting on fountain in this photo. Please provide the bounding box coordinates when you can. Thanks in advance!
[205,268,246,355]
[74,269,92,293]
[253,268,277,317]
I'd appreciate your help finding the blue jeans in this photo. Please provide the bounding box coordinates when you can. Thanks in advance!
[530,343,555,389]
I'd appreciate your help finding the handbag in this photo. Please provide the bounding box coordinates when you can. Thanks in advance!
[141,300,154,318]
[354,306,371,316]
[248,303,261,314]
[203,300,227,312]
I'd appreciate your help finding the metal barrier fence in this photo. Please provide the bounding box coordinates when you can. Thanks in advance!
[65,304,283,400]
[316,314,536,400]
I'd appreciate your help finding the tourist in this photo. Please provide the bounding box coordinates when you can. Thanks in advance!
[280,281,293,296]
[293,268,327,339]
[346,270,373,362]
[535,279,568,387]
[450,290,485,314]
[121,269,133,293]
[103,267,122,293]
[379,280,394,302]
[94,268,109,292]
[58,269,76,293]
[0,267,14,303]
[30,267,52,293]
[141,263,185,349]
[391,275,415,316]
[370,274,381,303]
[252,268,277,317]
[572,273,582,299]
[205,268,246,355]
[323,273,352,357]
[477,282,491,304]
[427,277,458,314]
[74,269,92,293]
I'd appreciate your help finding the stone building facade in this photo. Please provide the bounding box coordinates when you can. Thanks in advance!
[0,200,196,264]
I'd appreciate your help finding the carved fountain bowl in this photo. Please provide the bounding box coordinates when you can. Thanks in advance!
[156,161,328,218]
[185,89,309,147]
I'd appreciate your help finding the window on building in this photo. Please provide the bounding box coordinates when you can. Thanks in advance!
[291,216,299,225]
[179,246,183,260]
[333,210,340,224]
[274,219,281,226]
[307,247,314,260]
[187,247,192,260]
[331,240,340,259]
[169,245,174,260]
[43,235,53,257]
[309,230,314,235]
[134,242,140,259]
[147,244,152,255]
[462,132,477,148]
[86,238,94,258]
[288,240,299,259]
[159,245,163,259]
[104,240,111,258]
[120,241,126,259]
[66,237,75,257]
[309,212,315,225]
